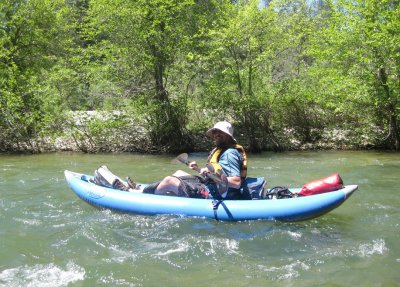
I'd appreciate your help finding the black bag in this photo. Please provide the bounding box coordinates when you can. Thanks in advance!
[176,175,208,198]
[262,186,295,199]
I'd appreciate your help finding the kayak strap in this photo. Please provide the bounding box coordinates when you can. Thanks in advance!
[212,199,234,221]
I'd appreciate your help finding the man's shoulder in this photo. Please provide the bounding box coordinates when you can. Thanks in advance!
[222,147,242,159]
[224,147,240,153]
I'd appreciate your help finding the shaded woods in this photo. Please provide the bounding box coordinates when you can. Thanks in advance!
[1,0,399,153]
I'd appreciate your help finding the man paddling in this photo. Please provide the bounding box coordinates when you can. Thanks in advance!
[145,121,249,200]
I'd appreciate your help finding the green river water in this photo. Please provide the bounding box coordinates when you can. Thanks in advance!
[0,151,399,287]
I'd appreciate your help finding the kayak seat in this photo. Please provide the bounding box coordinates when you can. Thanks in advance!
[240,177,267,200]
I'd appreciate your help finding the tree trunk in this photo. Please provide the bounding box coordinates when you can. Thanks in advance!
[148,46,192,152]
[389,112,399,150]
[378,68,399,150]
[244,115,261,153]
[154,61,168,102]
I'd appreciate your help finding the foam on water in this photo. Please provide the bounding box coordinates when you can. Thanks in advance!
[206,238,240,255]
[258,260,310,280]
[155,242,190,256]
[357,239,387,257]
[0,262,85,287]
[13,218,41,226]
[98,275,138,287]
[287,230,302,240]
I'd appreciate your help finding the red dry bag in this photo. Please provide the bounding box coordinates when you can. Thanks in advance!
[299,173,343,196]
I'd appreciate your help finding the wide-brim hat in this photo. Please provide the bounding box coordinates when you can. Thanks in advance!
[206,121,237,143]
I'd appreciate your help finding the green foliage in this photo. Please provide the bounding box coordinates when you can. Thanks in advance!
[201,0,281,151]
[0,0,73,150]
[311,0,400,148]
[67,111,134,152]
[1,0,399,152]
[79,0,233,152]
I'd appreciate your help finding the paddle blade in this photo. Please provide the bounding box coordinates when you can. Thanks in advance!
[171,153,189,165]
[216,173,229,194]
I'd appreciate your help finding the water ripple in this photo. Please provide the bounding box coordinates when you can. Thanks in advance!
[0,262,85,287]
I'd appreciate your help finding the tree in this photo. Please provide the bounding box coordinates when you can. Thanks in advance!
[267,0,325,146]
[0,0,72,151]
[201,0,269,151]
[317,0,400,149]
[84,0,227,152]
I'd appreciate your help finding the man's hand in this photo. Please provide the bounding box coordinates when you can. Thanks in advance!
[189,161,210,176]
[188,161,198,170]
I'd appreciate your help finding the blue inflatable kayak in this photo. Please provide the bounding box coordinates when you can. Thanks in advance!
[64,170,358,222]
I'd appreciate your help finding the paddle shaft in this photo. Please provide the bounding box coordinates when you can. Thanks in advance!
[177,155,226,184]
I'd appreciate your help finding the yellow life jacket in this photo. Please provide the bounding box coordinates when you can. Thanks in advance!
[208,144,247,178]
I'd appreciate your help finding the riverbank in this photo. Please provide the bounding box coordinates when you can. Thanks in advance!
[0,126,379,154]
[0,111,384,154]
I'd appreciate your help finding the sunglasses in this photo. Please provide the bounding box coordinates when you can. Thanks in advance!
[211,130,225,136]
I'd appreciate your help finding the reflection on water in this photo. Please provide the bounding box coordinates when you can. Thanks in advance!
[0,151,399,286]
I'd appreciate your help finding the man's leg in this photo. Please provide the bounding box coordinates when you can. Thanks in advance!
[172,170,190,177]
[154,176,181,195]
